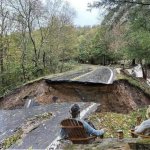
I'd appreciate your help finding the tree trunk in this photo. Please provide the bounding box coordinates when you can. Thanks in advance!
[140,60,147,80]
[0,41,4,84]
[60,49,65,73]
[43,52,46,68]
[103,55,106,66]
[143,64,147,80]
[132,59,136,66]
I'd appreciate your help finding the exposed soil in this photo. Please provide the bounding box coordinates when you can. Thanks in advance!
[0,79,150,113]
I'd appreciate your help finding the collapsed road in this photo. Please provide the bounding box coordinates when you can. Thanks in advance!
[0,66,113,149]
[0,66,150,149]
[0,66,115,110]
[45,66,114,84]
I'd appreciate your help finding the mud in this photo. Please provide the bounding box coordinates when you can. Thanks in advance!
[0,79,149,113]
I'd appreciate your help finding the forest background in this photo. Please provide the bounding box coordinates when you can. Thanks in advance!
[0,0,150,96]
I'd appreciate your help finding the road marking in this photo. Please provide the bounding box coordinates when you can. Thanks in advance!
[0,131,7,138]
[45,103,97,150]
[80,103,97,119]
[71,68,96,81]
[27,99,32,108]
[46,136,61,150]
[107,67,113,84]
[72,67,113,84]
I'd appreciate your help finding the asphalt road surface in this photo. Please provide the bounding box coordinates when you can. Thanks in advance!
[0,65,114,149]
[0,102,99,149]
[46,66,114,84]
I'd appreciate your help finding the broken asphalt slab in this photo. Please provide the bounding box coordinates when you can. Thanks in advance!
[0,102,99,149]
[45,66,114,84]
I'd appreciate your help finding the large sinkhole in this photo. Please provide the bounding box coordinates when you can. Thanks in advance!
[0,79,150,113]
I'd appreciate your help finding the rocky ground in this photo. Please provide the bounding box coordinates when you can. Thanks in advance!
[61,138,150,150]
[61,138,137,150]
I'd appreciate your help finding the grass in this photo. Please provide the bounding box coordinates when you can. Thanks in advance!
[63,107,149,150]
[27,112,52,121]
[137,138,150,144]
[116,71,150,96]
[1,130,23,149]
[88,107,148,138]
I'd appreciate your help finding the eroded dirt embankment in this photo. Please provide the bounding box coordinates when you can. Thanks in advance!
[0,79,150,113]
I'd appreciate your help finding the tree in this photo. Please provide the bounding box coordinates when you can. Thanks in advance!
[92,26,115,65]
[0,0,78,96]
[44,0,76,73]
[89,0,150,28]
[123,5,150,79]
[0,0,10,84]
[89,0,150,8]
[8,0,47,72]
[55,1,76,72]
[77,26,97,64]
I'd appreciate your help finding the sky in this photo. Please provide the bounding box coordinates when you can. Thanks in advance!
[42,0,103,26]
[65,0,101,26]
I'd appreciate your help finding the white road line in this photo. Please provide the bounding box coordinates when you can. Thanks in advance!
[71,68,96,81]
[27,99,32,108]
[107,68,113,84]
[46,136,61,150]
[45,103,97,150]
[0,131,7,138]
[80,103,97,119]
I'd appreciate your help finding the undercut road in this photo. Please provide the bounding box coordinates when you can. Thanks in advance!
[46,66,114,84]
[0,65,114,149]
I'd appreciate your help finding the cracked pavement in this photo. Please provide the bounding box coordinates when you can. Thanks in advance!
[0,102,99,149]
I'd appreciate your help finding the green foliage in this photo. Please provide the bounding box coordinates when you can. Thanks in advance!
[28,146,33,150]
[28,112,53,121]
[91,0,150,8]
[1,130,23,149]
[77,27,97,63]
[93,26,125,64]
[1,0,150,96]
[123,6,150,64]
[0,0,79,96]
[125,30,150,61]
[117,72,150,96]
[77,26,122,65]
[89,107,148,138]
[91,1,150,70]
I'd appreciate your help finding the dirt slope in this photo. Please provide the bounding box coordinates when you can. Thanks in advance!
[0,79,149,113]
